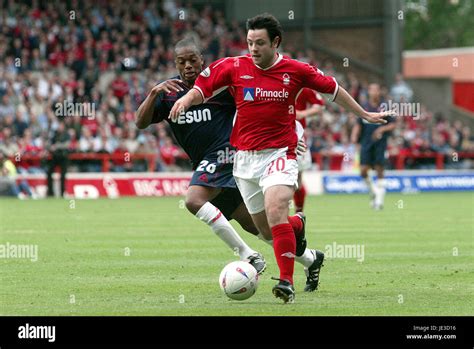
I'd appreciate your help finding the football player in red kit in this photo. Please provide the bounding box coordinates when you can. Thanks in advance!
[170,13,393,303]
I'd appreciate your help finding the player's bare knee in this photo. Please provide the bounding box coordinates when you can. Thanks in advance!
[265,204,288,227]
[185,196,205,215]
[374,165,384,178]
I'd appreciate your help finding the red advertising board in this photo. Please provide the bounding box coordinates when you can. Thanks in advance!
[17,173,193,198]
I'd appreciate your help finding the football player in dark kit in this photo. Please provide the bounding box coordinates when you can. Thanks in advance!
[136,37,267,273]
[351,83,396,210]
[136,38,321,286]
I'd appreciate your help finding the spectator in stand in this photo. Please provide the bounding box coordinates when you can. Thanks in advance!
[0,95,15,119]
[46,120,70,197]
[0,1,471,173]
[17,128,44,174]
[390,73,414,103]
[461,126,474,151]
[0,151,35,199]
[124,128,140,154]
[111,72,130,102]
[0,128,19,158]
[159,136,184,172]
[111,140,133,172]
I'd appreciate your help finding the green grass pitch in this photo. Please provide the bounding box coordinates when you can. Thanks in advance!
[0,192,472,316]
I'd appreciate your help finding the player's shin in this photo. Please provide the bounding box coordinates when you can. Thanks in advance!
[257,234,314,268]
[293,185,306,212]
[364,176,375,195]
[271,223,296,285]
[287,214,303,238]
[375,178,386,208]
[196,202,256,259]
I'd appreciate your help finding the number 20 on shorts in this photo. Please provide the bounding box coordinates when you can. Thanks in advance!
[267,157,286,175]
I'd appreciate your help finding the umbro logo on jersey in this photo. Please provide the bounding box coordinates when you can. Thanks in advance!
[243,87,255,101]
[240,75,254,80]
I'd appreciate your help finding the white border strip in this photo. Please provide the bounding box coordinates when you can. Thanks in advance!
[404,47,474,58]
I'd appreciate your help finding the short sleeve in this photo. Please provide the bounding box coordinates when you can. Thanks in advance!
[300,63,339,102]
[193,57,234,101]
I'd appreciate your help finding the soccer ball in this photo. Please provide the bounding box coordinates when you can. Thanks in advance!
[219,261,259,301]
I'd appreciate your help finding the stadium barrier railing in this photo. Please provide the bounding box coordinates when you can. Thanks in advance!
[312,152,474,170]
[11,151,474,172]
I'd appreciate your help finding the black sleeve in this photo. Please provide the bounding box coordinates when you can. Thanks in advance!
[150,92,169,124]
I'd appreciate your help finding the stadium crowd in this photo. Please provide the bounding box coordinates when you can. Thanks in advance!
[1,0,473,177]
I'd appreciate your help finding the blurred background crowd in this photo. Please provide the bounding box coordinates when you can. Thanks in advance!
[1,0,473,175]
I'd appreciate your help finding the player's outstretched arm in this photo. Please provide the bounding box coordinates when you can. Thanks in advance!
[168,88,204,120]
[136,79,183,129]
[334,87,395,124]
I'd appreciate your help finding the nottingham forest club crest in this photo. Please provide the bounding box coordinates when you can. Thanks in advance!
[282,73,290,85]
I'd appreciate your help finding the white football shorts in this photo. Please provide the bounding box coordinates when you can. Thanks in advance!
[233,147,298,214]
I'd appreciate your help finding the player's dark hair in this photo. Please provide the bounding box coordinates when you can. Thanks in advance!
[174,36,201,54]
[246,13,283,48]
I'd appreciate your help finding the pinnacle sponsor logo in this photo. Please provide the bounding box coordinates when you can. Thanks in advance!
[243,87,255,101]
[243,87,289,101]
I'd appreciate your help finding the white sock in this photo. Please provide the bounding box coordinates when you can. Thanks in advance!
[375,178,386,206]
[295,248,316,268]
[196,202,256,259]
[257,233,315,268]
[364,176,375,195]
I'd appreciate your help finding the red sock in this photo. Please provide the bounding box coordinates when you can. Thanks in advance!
[271,223,296,284]
[288,215,303,239]
[293,185,306,212]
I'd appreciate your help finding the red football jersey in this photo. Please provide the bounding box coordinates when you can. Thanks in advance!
[295,88,325,129]
[193,53,338,156]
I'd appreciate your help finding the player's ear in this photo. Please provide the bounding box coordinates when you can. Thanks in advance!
[272,36,281,48]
